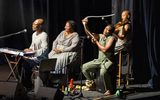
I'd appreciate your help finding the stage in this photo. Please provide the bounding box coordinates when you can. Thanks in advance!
[0,63,160,100]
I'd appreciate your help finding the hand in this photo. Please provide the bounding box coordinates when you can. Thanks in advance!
[24,48,33,52]
[53,48,62,54]
[91,37,97,44]
[82,17,88,25]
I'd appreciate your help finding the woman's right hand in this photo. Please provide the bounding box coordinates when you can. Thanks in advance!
[91,37,98,44]
[24,48,33,52]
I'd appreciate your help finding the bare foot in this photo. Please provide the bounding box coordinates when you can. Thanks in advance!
[104,90,111,96]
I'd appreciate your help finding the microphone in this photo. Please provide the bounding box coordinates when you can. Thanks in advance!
[15,29,27,34]
[0,29,27,39]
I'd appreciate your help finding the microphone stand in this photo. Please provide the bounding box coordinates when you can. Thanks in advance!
[0,29,27,39]
[72,36,85,99]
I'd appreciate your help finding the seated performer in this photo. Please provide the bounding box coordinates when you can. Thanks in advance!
[48,20,79,74]
[21,18,49,90]
[114,10,131,54]
[81,17,117,95]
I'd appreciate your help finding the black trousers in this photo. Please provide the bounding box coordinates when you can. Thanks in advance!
[20,58,39,89]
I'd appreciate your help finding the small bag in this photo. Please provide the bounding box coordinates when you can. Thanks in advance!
[102,58,113,69]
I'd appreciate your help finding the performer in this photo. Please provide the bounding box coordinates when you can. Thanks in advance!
[21,18,49,90]
[48,20,79,74]
[114,10,131,54]
[81,17,117,95]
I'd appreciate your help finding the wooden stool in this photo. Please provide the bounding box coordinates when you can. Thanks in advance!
[117,49,131,88]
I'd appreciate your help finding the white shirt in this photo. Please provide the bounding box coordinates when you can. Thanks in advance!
[29,31,48,60]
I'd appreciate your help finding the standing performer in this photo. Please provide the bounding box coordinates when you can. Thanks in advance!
[114,10,131,54]
[81,17,117,95]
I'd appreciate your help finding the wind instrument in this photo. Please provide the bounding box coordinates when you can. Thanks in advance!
[82,13,115,39]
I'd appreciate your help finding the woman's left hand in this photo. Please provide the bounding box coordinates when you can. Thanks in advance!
[91,37,98,44]
[54,48,62,54]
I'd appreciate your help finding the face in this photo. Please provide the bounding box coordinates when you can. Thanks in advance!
[32,19,43,31]
[121,11,129,21]
[64,22,72,32]
[103,25,111,35]
[32,20,39,31]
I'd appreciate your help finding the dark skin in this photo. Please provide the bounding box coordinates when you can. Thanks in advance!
[24,18,44,53]
[82,17,116,95]
[114,10,131,40]
[82,18,115,55]
[51,21,74,54]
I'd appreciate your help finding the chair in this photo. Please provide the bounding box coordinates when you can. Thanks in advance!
[31,58,57,94]
[31,59,65,99]
[39,58,57,72]
[39,58,57,84]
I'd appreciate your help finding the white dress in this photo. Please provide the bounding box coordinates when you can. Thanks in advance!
[48,30,79,74]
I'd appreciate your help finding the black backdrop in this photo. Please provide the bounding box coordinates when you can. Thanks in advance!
[0,0,111,63]
[0,0,160,85]
[132,0,160,85]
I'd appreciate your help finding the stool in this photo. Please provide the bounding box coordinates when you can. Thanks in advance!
[117,49,131,89]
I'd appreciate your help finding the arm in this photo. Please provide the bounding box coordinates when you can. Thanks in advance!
[50,33,62,54]
[94,35,115,53]
[118,23,130,39]
[52,33,61,50]
[115,21,131,40]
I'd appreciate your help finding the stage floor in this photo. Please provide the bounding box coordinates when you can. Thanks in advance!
[0,63,160,100]
[63,84,160,100]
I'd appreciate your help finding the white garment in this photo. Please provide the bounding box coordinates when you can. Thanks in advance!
[114,26,127,54]
[29,31,49,61]
[115,26,127,48]
[48,30,79,74]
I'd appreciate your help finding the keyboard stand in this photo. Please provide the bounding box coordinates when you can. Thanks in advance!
[4,54,21,81]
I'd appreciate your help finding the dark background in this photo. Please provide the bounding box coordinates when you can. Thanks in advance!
[0,0,160,84]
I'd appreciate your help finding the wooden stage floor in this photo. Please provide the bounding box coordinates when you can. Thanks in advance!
[0,63,160,100]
